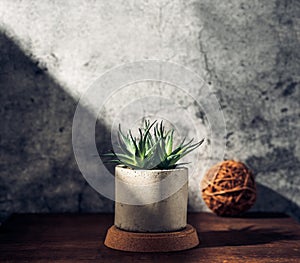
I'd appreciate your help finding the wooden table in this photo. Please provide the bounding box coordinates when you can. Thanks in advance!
[0,213,299,262]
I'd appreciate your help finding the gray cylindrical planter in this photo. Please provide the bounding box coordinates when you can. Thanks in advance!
[114,165,188,233]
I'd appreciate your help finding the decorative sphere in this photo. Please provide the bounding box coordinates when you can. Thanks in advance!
[201,160,256,216]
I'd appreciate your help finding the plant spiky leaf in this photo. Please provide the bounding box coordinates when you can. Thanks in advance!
[103,120,204,169]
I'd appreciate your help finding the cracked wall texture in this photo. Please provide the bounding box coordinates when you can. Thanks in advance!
[0,0,299,222]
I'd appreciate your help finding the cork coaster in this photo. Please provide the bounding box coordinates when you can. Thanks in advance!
[104,224,200,252]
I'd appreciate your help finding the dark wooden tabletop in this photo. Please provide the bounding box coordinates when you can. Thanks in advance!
[0,212,299,262]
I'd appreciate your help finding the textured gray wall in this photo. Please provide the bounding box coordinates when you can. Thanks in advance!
[0,0,299,222]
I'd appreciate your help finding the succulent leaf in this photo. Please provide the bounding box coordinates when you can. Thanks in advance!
[103,120,204,169]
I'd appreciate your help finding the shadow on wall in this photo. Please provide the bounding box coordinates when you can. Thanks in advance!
[0,32,114,223]
[195,0,300,221]
[252,183,300,221]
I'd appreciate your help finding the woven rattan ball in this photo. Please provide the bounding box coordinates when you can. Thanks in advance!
[201,160,256,216]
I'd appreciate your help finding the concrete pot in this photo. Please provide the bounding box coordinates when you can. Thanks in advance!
[114,165,188,232]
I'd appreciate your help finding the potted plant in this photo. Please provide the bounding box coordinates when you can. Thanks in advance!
[104,120,204,251]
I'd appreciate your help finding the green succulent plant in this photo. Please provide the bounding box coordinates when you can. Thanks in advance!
[104,119,204,170]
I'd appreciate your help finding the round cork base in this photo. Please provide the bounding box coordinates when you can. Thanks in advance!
[104,224,199,252]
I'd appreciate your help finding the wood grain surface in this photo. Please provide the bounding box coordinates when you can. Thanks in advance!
[0,212,299,262]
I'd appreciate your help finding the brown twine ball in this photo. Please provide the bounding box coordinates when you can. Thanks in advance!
[201,160,256,216]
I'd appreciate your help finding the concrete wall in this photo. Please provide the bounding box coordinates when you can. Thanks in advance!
[0,0,299,222]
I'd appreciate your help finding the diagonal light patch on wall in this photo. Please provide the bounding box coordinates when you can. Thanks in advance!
[0,0,205,101]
